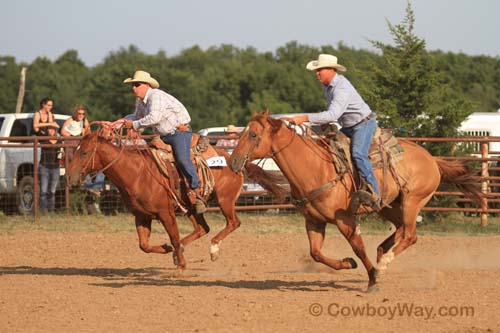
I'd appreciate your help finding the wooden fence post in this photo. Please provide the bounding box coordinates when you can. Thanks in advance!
[481,142,489,227]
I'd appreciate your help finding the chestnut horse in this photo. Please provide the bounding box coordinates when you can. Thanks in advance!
[229,111,482,290]
[67,129,285,273]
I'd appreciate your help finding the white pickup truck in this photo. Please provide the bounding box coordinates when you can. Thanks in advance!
[0,113,70,214]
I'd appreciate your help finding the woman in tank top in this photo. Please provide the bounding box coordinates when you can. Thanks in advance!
[33,97,59,136]
[61,104,90,160]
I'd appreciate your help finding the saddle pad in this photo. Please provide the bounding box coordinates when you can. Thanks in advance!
[329,128,404,172]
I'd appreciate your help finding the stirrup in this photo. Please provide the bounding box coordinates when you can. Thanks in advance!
[194,199,207,214]
[355,189,382,212]
[194,190,207,214]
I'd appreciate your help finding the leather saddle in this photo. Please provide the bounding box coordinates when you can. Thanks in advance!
[149,134,219,206]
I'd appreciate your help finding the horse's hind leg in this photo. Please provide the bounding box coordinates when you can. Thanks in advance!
[376,193,433,272]
[377,203,405,263]
[180,213,210,247]
[135,215,173,254]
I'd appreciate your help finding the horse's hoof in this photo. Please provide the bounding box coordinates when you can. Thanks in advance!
[366,284,379,293]
[210,251,220,262]
[342,257,358,269]
[209,241,222,262]
[173,253,179,266]
[162,244,173,253]
[174,267,185,277]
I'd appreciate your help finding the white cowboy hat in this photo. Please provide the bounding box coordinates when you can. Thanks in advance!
[225,125,239,133]
[306,54,347,72]
[123,70,160,88]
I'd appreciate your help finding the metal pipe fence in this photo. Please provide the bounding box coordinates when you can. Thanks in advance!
[1,134,500,226]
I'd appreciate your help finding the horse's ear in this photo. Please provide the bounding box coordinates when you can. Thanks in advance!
[262,109,270,117]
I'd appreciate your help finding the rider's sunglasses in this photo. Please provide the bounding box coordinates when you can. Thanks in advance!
[133,82,143,88]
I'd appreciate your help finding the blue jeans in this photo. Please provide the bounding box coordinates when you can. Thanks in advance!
[341,117,380,196]
[161,129,200,189]
[39,164,60,212]
[85,172,106,191]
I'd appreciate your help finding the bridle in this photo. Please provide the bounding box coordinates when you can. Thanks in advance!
[78,131,126,182]
[237,120,297,169]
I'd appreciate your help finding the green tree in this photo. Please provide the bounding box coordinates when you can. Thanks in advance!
[364,2,474,154]
[0,56,23,113]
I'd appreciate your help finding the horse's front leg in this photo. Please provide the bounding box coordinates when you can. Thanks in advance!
[135,215,173,254]
[335,214,377,290]
[158,209,186,273]
[180,213,210,247]
[306,218,357,271]
[209,199,241,261]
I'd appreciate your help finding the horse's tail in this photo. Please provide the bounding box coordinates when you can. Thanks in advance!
[244,163,288,203]
[435,157,483,205]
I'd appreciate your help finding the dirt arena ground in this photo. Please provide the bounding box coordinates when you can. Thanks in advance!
[1,228,500,332]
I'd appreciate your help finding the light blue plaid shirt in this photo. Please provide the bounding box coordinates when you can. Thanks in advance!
[308,74,372,128]
[126,88,191,136]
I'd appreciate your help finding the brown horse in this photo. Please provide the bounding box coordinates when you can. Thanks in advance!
[67,128,285,272]
[229,111,482,290]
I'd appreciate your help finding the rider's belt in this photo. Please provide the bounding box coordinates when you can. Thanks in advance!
[161,124,191,137]
[176,123,191,132]
[347,113,375,129]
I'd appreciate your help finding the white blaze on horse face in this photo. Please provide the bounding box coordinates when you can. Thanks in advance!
[377,250,395,271]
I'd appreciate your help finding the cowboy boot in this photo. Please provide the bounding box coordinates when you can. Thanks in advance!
[190,188,207,214]
[365,183,382,212]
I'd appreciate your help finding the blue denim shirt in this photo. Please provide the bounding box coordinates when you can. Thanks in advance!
[308,74,372,128]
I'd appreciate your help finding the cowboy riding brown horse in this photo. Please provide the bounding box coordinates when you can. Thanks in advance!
[229,111,482,290]
[67,124,285,272]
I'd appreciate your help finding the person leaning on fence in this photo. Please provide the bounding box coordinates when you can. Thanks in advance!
[216,124,240,152]
[61,104,90,160]
[33,97,59,136]
[284,54,381,211]
[39,125,61,213]
[120,70,207,214]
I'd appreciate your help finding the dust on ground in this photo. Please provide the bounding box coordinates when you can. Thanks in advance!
[1,230,499,332]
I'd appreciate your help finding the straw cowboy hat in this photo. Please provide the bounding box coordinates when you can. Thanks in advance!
[306,54,346,72]
[225,124,239,133]
[123,70,160,88]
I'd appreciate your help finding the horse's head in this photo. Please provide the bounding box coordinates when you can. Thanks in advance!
[66,131,105,186]
[229,111,284,172]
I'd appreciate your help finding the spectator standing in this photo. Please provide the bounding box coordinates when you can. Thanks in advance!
[39,126,61,213]
[216,125,240,153]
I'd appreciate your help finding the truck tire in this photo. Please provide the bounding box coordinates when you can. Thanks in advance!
[17,175,36,214]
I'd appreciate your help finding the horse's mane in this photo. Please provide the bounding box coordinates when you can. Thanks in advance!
[252,112,334,162]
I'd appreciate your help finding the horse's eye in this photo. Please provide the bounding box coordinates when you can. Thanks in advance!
[250,132,258,139]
